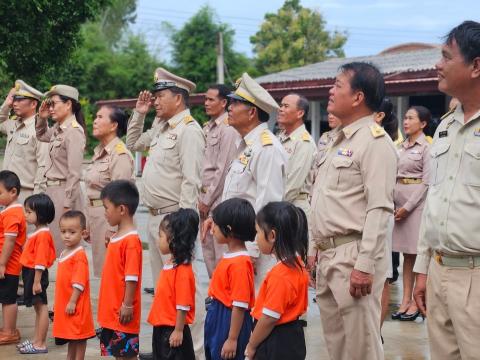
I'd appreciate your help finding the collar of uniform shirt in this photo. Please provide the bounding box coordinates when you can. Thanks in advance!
[60,114,76,130]
[167,108,190,128]
[341,115,375,139]
[242,122,268,145]
[453,104,480,125]
[403,132,427,148]
[94,136,119,157]
[18,115,35,128]
[213,112,228,127]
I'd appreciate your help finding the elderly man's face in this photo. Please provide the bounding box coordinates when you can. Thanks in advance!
[277,94,303,128]
[227,98,253,131]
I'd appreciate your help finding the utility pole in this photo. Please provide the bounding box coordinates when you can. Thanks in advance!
[216,31,224,84]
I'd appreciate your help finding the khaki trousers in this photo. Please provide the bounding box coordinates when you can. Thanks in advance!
[426,258,480,360]
[46,184,84,255]
[147,213,206,360]
[86,205,109,277]
[201,230,227,278]
[316,241,387,360]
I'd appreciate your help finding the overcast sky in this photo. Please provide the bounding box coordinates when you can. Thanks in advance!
[131,0,478,63]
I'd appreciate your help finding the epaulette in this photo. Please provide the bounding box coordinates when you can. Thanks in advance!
[115,142,127,155]
[302,131,312,142]
[370,124,385,138]
[224,116,229,125]
[261,130,273,146]
[183,115,194,124]
[71,119,79,128]
[441,107,456,120]
[425,136,433,144]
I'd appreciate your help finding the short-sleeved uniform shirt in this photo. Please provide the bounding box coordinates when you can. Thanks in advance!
[53,246,95,340]
[0,204,27,275]
[98,231,143,333]
[20,228,56,270]
[208,251,255,309]
[148,263,195,327]
[251,261,308,325]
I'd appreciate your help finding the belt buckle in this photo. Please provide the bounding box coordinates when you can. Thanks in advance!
[434,252,443,265]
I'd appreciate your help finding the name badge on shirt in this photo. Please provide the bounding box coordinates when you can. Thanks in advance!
[439,130,448,138]
[474,128,480,137]
[166,133,177,140]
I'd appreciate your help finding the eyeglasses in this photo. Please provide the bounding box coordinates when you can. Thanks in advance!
[46,100,64,108]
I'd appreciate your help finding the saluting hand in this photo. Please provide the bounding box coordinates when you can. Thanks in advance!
[349,269,373,298]
[38,100,50,120]
[5,88,16,108]
[135,90,153,115]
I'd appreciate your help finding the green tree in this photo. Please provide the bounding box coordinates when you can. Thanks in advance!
[168,6,253,93]
[250,0,347,74]
[0,0,109,84]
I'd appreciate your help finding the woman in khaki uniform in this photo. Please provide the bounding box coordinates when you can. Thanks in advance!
[85,105,134,277]
[36,85,86,253]
[391,105,431,321]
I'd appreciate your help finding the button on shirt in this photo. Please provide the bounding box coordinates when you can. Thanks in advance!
[222,122,287,213]
[310,115,397,274]
[278,124,317,205]
[396,133,430,212]
[200,112,240,209]
[85,137,134,200]
[0,102,48,191]
[128,109,205,209]
[414,106,480,274]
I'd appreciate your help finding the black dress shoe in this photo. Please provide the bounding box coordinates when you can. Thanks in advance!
[391,310,406,320]
[144,287,154,295]
[400,310,422,321]
[139,352,153,360]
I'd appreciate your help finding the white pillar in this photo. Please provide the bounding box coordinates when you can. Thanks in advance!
[310,100,321,142]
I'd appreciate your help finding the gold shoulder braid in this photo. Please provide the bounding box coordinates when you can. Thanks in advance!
[261,130,273,146]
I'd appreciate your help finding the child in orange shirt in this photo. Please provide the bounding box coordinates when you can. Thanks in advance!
[147,208,199,360]
[205,198,256,360]
[245,202,309,360]
[98,180,142,360]
[17,194,56,354]
[53,210,95,359]
[0,170,27,345]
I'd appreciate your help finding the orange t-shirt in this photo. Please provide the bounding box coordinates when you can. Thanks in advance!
[53,246,95,339]
[208,251,255,309]
[98,231,143,333]
[251,260,309,325]
[20,228,56,269]
[147,263,195,327]
[0,203,27,275]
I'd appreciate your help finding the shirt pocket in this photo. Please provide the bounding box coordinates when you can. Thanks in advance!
[226,160,249,194]
[463,142,480,186]
[329,156,358,191]
[14,136,30,157]
[430,143,450,185]
[407,153,422,161]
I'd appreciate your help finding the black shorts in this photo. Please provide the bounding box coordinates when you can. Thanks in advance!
[55,335,96,346]
[99,328,139,357]
[152,325,194,360]
[253,319,306,360]
[0,274,19,304]
[22,267,49,307]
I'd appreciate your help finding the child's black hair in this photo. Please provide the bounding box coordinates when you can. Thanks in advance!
[100,180,139,215]
[0,170,21,195]
[60,210,87,230]
[24,193,55,225]
[212,198,256,242]
[256,201,308,269]
[160,208,199,265]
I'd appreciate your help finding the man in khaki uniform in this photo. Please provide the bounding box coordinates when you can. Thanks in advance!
[310,62,397,360]
[126,68,206,360]
[203,73,287,289]
[413,21,480,360]
[277,93,316,212]
[199,84,239,277]
[0,80,48,203]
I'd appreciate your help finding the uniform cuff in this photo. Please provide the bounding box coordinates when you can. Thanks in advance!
[232,301,249,309]
[354,256,375,274]
[63,199,72,208]
[72,283,85,291]
[262,308,281,319]
[413,255,431,274]
[308,240,317,257]
[403,201,415,213]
